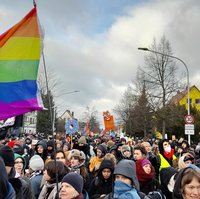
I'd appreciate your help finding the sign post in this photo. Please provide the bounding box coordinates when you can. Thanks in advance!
[184,114,195,145]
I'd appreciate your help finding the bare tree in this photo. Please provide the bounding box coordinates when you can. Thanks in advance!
[138,35,179,137]
[114,85,138,135]
[81,106,101,133]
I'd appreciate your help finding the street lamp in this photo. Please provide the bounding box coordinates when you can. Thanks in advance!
[138,47,191,142]
[55,90,80,98]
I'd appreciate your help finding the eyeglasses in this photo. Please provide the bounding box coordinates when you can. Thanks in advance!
[15,161,23,164]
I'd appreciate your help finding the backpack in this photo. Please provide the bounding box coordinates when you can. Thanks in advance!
[146,190,166,199]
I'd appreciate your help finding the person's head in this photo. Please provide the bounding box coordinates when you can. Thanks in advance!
[121,144,131,158]
[96,144,107,158]
[173,166,200,199]
[47,140,55,153]
[160,167,177,194]
[55,150,66,165]
[44,160,66,183]
[29,155,44,172]
[37,144,44,154]
[78,136,87,146]
[67,149,85,167]
[120,138,126,145]
[113,159,139,189]
[63,142,70,152]
[181,140,189,150]
[13,143,24,155]
[178,153,195,170]
[60,172,83,199]
[158,139,171,155]
[163,141,171,153]
[0,145,15,175]
[56,140,63,150]
[104,153,117,166]
[0,157,10,199]
[133,144,147,161]
[142,141,152,153]
[14,154,25,175]
[181,167,200,198]
[141,159,152,174]
[98,159,114,180]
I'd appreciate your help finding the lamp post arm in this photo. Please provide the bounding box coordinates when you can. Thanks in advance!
[138,48,190,115]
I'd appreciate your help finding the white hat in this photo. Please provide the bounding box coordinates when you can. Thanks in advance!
[29,155,44,171]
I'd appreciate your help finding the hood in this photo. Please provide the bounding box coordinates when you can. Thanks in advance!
[160,166,177,187]
[98,159,114,175]
[114,159,140,190]
[158,139,169,156]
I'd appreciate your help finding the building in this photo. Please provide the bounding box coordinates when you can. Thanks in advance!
[23,111,37,135]
[171,85,200,111]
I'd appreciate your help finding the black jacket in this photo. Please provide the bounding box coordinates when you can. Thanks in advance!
[88,159,114,199]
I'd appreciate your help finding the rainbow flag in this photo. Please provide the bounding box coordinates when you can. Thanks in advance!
[0,7,44,120]
[82,121,90,136]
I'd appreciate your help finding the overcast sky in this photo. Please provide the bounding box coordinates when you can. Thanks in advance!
[1,0,200,127]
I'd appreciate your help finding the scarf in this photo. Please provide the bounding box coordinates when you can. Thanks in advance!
[164,148,174,161]
[136,159,155,183]
[113,181,140,199]
[30,170,43,180]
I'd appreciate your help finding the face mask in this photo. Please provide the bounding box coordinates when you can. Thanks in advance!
[164,145,171,153]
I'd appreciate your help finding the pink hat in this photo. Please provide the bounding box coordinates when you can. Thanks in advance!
[142,159,151,167]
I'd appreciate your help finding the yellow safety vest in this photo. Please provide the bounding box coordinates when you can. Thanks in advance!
[159,153,176,171]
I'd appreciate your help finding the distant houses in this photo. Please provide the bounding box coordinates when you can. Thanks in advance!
[171,85,200,111]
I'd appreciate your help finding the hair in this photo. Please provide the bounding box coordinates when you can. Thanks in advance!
[45,160,68,183]
[104,153,117,166]
[134,144,147,156]
[51,150,66,160]
[181,168,200,195]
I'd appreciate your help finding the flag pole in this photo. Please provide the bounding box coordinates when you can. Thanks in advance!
[42,51,59,198]
[33,0,36,7]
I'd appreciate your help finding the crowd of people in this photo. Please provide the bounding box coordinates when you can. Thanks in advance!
[0,134,200,199]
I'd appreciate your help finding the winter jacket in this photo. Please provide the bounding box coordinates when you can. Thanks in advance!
[30,174,43,199]
[88,159,114,199]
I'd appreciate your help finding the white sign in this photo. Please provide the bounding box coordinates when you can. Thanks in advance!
[185,124,195,135]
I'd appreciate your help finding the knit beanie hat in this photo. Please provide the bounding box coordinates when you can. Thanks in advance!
[0,145,15,167]
[62,172,83,193]
[14,153,26,169]
[29,155,44,171]
[141,159,151,167]
[78,136,87,145]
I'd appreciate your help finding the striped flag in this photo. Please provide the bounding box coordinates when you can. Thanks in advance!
[0,7,44,120]
[82,121,90,136]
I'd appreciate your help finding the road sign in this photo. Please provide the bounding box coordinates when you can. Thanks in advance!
[184,114,195,124]
[185,124,194,135]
